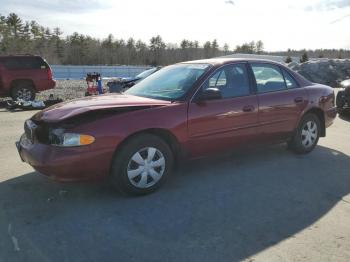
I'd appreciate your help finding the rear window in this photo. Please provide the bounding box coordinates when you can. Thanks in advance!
[0,57,48,70]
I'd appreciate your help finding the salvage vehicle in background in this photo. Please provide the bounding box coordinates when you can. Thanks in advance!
[106,67,161,93]
[336,79,350,115]
[0,55,56,101]
[16,58,337,195]
[121,66,161,88]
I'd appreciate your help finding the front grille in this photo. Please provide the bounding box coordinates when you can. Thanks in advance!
[35,124,50,144]
[24,119,50,144]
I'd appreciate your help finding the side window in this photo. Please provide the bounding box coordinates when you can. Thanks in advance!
[282,69,298,89]
[2,58,21,70]
[203,63,250,99]
[251,63,286,93]
[2,57,46,70]
[20,57,46,69]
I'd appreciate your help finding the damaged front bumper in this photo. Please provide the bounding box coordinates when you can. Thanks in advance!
[16,133,113,182]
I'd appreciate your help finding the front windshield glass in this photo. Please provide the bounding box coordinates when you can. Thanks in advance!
[136,67,158,79]
[125,63,211,101]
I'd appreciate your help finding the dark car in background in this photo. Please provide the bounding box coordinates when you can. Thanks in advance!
[121,66,161,88]
[107,67,161,92]
[336,79,350,114]
[0,55,56,101]
[17,58,336,195]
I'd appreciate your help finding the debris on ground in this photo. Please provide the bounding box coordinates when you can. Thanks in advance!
[5,96,63,111]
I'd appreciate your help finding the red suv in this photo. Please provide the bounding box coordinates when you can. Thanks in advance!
[16,58,337,195]
[0,55,56,100]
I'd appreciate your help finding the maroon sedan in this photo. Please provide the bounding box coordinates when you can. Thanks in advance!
[16,58,337,195]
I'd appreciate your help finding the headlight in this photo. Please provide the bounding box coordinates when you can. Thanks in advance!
[61,133,95,147]
[49,129,95,147]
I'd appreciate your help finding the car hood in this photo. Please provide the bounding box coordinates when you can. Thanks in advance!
[32,93,172,123]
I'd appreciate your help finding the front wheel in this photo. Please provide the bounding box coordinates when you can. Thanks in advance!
[110,134,174,195]
[288,113,321,154]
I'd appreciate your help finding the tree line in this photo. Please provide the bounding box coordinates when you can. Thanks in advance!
[0,13,349,66]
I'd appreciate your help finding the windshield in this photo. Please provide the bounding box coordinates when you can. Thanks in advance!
[125,63,211,101]
[136,67,158,79]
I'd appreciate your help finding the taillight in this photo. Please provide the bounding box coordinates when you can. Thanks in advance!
[47,68,53,80]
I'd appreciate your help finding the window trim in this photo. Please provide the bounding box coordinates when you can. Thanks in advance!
[191,62,253,102]
[249,62,302,94]
[279,66,300,89]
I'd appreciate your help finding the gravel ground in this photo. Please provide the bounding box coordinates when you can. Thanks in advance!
[0,80,107,103]
[36,80,88,101]
[0,106,350,261]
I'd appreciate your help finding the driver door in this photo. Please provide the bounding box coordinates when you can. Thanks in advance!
[187,63,259,157]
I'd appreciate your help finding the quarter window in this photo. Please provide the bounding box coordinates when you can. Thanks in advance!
[209,70,227,88]
[0,57,47,70]
[203,63,250,99]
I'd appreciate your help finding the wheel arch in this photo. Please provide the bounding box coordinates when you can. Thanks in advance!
[10,79,36,94]
[112,128,184,168]
[302,107,326,137]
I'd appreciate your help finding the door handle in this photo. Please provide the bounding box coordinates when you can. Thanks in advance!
[242,105,255,112]
[294,97,304,103]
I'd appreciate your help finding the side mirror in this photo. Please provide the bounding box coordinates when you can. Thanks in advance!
[197,88,222,101]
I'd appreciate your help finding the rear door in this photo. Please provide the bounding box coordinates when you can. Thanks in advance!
[250,63,308,142]
[187,63,259,156]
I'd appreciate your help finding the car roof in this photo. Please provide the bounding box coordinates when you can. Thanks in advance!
[182,57,284,66]
[181,57,312,87]
[0,55,42,59]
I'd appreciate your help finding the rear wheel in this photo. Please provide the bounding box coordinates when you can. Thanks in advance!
[288,113,320,154]
[11,83,35,101]
[110,134,174,195]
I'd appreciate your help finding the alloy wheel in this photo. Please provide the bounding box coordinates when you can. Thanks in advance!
[127,147,166,188]
[16,88,33,101]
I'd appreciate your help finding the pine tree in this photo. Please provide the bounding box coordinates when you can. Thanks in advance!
[203,41,211,58]
[1,13,349,65]
[300,52,309,63]
[256,40,264,54]
[285,56,292,63]
[6,13,23,37]
[223,43,229,55]
[149,35,166,65]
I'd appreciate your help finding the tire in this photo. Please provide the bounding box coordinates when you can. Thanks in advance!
[110,134,174,195]
[288,113,321,154]
[11,83,36,101]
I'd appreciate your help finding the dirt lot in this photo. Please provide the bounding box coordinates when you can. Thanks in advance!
[0,108,350,262]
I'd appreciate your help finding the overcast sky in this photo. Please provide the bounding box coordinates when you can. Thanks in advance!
[1,0,350,51]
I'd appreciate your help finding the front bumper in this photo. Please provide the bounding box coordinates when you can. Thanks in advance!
[16,134,113,182]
